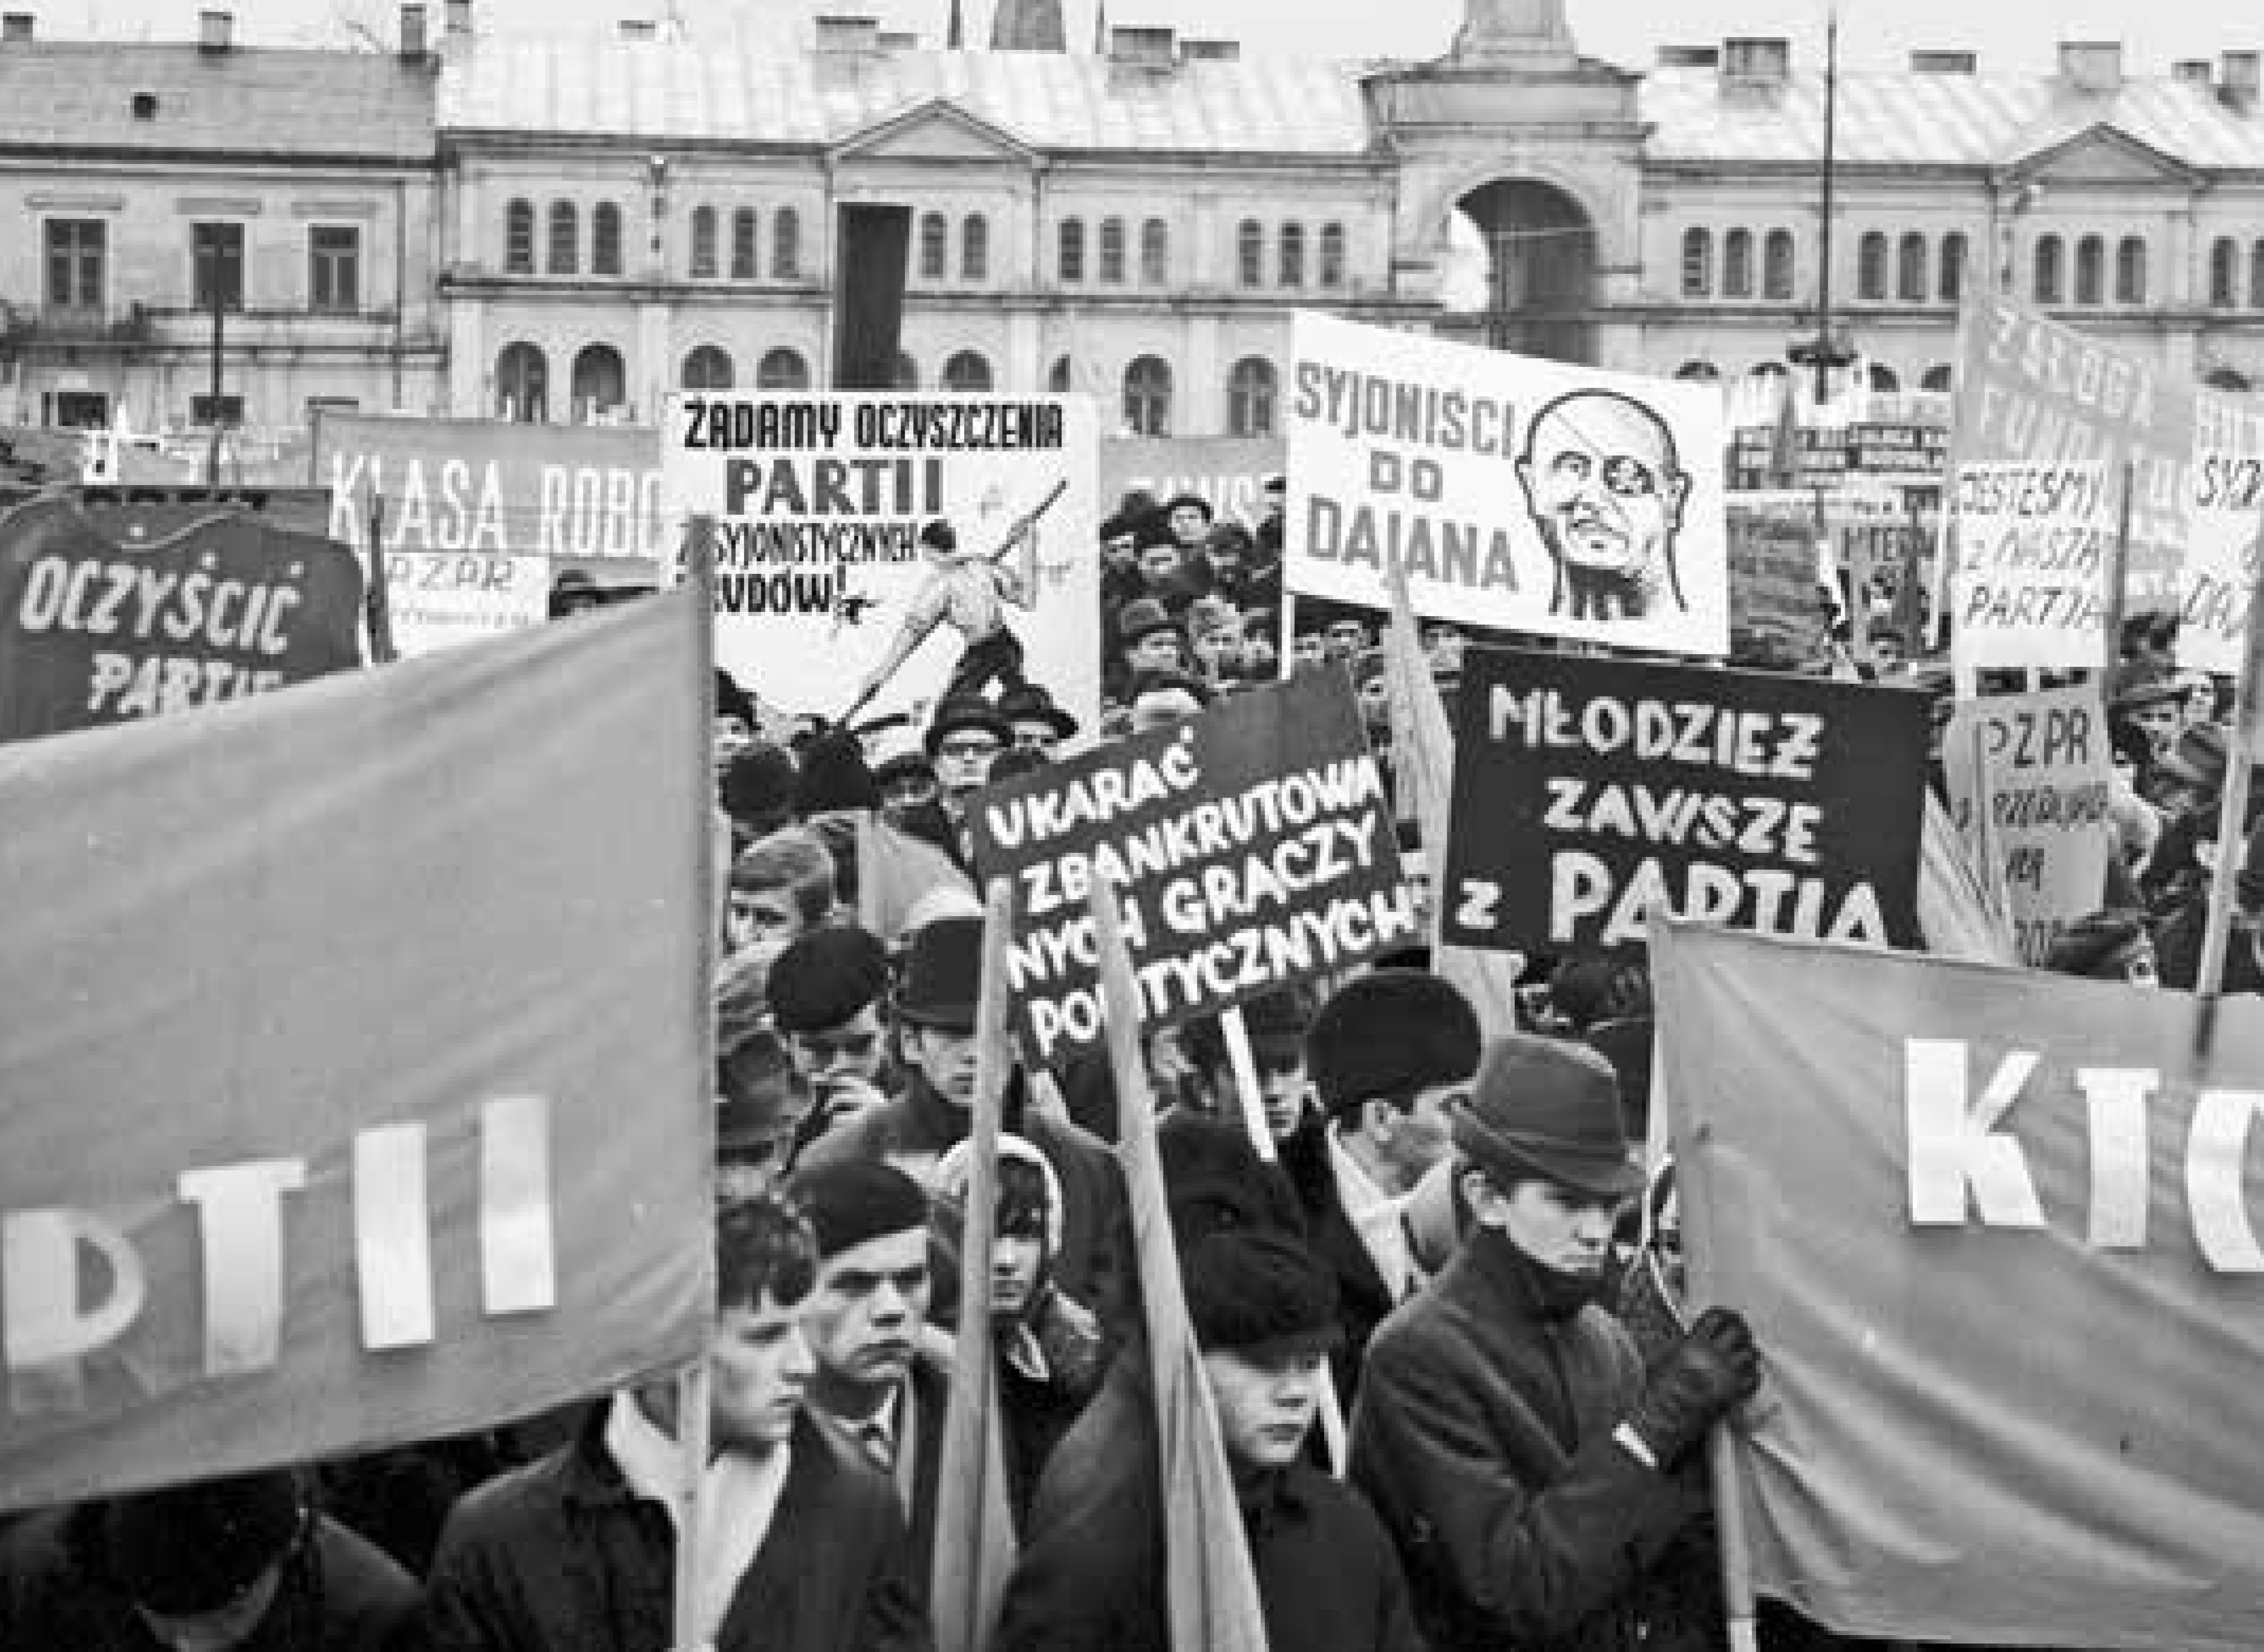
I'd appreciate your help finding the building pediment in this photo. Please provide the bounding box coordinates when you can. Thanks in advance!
[2005,122,2199,187]
[832,99,1037,167]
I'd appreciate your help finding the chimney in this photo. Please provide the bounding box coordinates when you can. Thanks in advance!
[399,2,426,58]
[199,8,232,52]
[2057,40,2122,94]
[1,13,32,41]
[2173,58,2214,87]
[1910,49,1977,74]
[1656,44,1719,68]
[1109,24,1175,70]
[1178,37,1238,64]
[617,17,654,38]
[989,0,1063,51]
[2223,51,2261,110]
[813,13,879,53]
[443,0,470,39]
[1720,37,1790,85]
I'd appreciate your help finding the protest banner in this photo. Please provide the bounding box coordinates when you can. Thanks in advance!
[967,671,1415,1063]
[1941,685,2114,965]
[663,394,1101,733]
[1654,920,2264,1650]
[1442,646,1928,957]
[1946,459,2113,672]
[1287,311,1729,656]
[313,411,668,563]
[1100,436,1284,528]
[0,590,712,1511]
[1952,291,2194,606]
[381,549,549,658]
[1725,503,1829,663]
[2178,391,2264,674]
[0,495,364,741]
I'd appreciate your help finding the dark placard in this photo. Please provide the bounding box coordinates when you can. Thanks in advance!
[1729,422,1946,491]
[1443,647,1929,957]
[1726,505,1828,662]
[968,672,1415,1063]
[0,496,364,742]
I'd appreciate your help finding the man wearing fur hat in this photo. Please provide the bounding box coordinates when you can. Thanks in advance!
[1349,1033,1761,1652]
[996,1227,1422,1652]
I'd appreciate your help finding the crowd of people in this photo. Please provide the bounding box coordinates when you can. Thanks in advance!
[3,483,2205,1652]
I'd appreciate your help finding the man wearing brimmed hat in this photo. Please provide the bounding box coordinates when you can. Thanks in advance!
[1350,1033,1761,1652]
[998,681,1078,760]
[996,1227,1423,1652]
[795,915,1128,1344]
[1114,596,1188,675]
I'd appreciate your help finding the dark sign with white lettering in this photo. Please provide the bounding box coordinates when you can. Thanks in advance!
[0,497,364,742]
[1442,646,1928,958]
[968,672,1416,1063]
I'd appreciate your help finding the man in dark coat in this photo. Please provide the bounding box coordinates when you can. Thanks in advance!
[423,1191,929,1652]
[1350,1033,1760,1652]
[994,1227,1423,1652]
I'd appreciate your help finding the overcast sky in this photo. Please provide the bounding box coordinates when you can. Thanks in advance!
[55,0,2264,75]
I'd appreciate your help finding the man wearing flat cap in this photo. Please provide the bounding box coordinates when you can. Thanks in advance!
[1350,1033,1761,1652]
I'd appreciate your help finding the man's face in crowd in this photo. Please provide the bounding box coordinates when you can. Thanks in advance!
[1011,718,1061,760]
[1364,1078,1466,1193]
[2130,699,2184,756]
[1128,630,1187,673]
[2108,933,2161,987]
[1869,634,1906,673]
[881,767,940,819]
[1202,1347,1327,1471]
[1168,504,1212,547]
[2179,673,2217,729]
[1138,544,1183,589]
[935,728,1003,797]
[727,884,807,954]
[1242,633,1279,675]
[989,1227,1045,1320]
[1261,480,1286,526]
[710,1289,816,1451]
[788,1002,887,1091]
[905,1022,980,1106]
[802,1229,931,1391]
[1471,1171,1626,1279]
[1193,627,1243,678]
[714,712,754,773]
[1517,394,1690,588]
[1324,620,1367,660]
[1254,1047,1312,1141]
[1103,532,1141,572]
[1132,685,1205,734]
[1292,633,1327,667]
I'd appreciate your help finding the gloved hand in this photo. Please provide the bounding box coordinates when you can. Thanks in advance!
[1625,1306,1760,1467]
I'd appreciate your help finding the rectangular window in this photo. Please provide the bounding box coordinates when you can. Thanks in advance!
[192,222,246,312]
[44,219,106,312]
[190,393,245,427]
[309,225,360,312]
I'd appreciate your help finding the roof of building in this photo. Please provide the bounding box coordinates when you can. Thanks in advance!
[438,26,1378,156]
[0,41,436,160]
[1639,67,2264,171]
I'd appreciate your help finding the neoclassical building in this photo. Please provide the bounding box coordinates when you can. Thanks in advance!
[6,0,2264,440]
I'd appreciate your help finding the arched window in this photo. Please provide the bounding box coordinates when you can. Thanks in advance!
[962,215,988,281]
[1866,362,1899,392]
[2206,368,2252,392]
[681,345,734,390]
[1226,356,1277,438]
[2251,241,2264,309]
[1857,231,1889,301]
[919,212,948,281]
[1140,219,1168,286]
[1681,228,1712,297]
[2115,237,2146,305]
[732,209,757,279]
[1123,354,1172,437]
[690,206,718,279]
[494,341,547,422]
[892,353,920,390]
[756,347,810,391]
[772,209,800,279]
[1237,220,1264,288]
[1048,356,1074,393]
[1319,222,1347,290]
[505,199,534,274]
[547,201,578,275]
[1722,229,1753,299]
[1099,218,1126,284]
[1897,233,1926,302]
[1058,219,1085,283]
[1939,232,1966,302]
[593,203,623,276]
[2210,238,2238,307]
[1763,230,1794,300]
[942,350,993,393]
[570,344,626,419]
[1279,223,1305,289]
[1920,364,1954,392]
[1674,360,1722,381]
[2034,236,2065,305]
[2074,235,2105,305]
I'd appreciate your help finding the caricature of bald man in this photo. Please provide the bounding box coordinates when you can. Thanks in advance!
[1516,391,1692,623]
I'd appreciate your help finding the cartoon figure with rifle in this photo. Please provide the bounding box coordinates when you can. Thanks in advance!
[845,478,1068,719]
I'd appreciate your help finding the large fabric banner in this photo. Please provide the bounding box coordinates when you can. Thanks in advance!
[1655,922,2264,1649]
[663,394,1101,734]
[1286,311,1730,656]
[1099,436,1285,528]
[0,592,713,1511]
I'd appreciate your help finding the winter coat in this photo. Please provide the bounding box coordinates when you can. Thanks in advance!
[994,1353,1424,1652]
[422,1401,928,1652]
[1349,1228,1706,1652]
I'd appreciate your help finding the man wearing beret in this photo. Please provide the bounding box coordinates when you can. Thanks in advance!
[996,1227,1423,1652]
[1280,969,1482,1405]
[769,925,897,1152]
[1349,1033,1761,1652]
